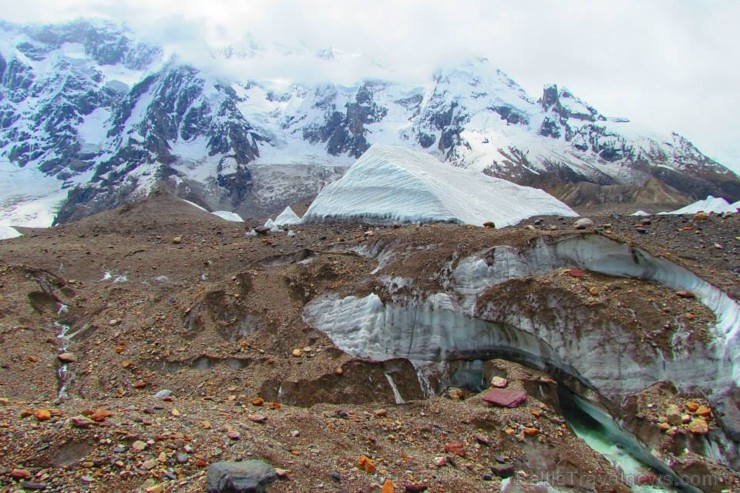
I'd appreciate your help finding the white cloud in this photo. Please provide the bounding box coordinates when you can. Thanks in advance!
[1,0,738,171]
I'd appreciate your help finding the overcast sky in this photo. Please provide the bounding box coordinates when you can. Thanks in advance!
[1,0,738,171]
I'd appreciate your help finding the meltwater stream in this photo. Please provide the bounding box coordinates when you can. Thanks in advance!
[559,388,699,493]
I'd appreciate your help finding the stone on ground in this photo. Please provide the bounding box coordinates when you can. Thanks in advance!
[206,460,277,493]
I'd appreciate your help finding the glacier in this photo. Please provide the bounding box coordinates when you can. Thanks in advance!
[663,195,739,215]
[301,145,578,227]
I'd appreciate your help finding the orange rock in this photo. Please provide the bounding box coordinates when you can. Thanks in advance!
[382,479,395,493]
[357,455,376,474]
[523,427,539,436]
[121,360,133,369]
[685,401,699,412]
[133,380,147,388]
[90,408,113,421]
[695,405,712,417]
[115,346,125,354]
[530,409,542,418]
[688,419,709,434]
[270,402,282,410]
[27,356,39,363]
[34,409,51,421]
[252,397,264,406]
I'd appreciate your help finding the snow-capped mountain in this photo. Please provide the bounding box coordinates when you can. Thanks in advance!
[0,20,737,226]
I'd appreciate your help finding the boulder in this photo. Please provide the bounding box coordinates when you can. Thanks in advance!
[206,460,277,493]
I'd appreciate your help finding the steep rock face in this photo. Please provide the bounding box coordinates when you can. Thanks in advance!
[294,81,388,158]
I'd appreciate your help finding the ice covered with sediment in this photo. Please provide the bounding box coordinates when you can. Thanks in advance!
[273,206,301,226]
[301,145,578,227]
[663,196,738,214]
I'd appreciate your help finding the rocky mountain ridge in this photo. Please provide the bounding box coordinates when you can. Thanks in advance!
[0,19,737,226]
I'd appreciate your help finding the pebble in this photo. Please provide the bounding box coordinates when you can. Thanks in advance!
[132,440,148,452]
[19,482,47,491]
[490,376,508,388]
[405,484,429,493]
[176,452,189,464]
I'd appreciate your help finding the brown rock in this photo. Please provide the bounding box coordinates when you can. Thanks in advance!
[71,416,95,428]
[444,441,466,457]
[57,352,77,363]
[10,468,32,479]
[172,236,182,244]
[248,414,268,423]
[483,221,496,229]
[474,434,491,446]
[405,484,429,493]
[666,404,682,426]
[675,290,696,299]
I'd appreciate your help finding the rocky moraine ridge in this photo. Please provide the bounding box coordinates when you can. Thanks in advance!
[0,193,737,492]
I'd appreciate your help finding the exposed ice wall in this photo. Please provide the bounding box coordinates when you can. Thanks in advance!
[304,234,738,399]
